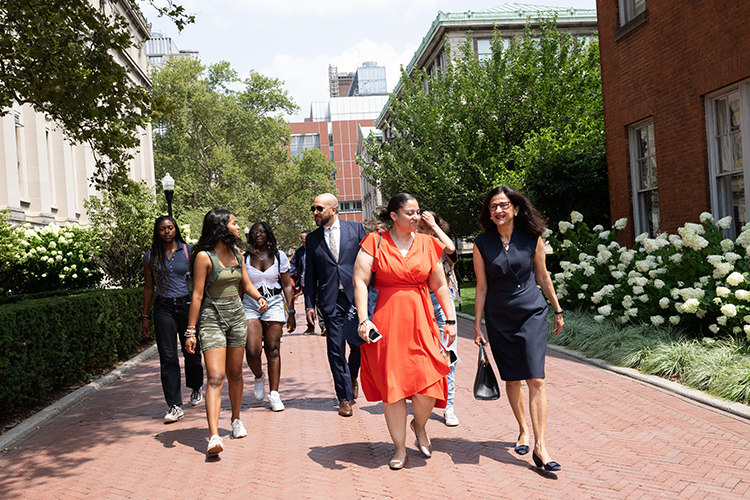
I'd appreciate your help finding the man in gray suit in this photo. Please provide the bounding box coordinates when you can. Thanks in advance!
[305,193,366,417]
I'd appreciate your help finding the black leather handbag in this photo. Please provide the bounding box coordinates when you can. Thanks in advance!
[473,342,501,400]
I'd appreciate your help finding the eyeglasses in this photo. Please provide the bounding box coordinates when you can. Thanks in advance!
[488,202,512,212]
[250,229,267,236]
[311,205,326,213]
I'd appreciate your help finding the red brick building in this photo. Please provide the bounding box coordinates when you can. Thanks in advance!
[597,1,750,242]
[289,95,389,223]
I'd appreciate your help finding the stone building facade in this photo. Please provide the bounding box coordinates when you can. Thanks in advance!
[0,0,154,227]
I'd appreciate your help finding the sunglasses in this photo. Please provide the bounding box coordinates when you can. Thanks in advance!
[311,205,326,213]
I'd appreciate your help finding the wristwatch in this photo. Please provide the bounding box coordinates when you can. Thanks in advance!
[445,319,456,325]
[554,310,564,315]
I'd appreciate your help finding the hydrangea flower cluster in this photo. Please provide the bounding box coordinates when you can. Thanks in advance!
[548,211,750,338]
[10,222,102,293]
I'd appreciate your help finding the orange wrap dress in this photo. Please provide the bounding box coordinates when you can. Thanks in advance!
[359,232,450,408]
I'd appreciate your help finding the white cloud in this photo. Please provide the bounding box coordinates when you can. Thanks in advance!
[262,39,417,122]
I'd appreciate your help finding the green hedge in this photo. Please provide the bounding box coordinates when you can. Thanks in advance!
[454,256,476,283]
[0,287,147,417]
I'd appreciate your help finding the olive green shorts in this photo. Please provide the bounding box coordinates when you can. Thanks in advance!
[199,295,248,351]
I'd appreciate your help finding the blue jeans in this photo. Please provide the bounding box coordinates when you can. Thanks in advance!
[431,292,457,408]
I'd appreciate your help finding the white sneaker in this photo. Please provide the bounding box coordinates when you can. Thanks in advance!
[231,419,248,439]
[444,406,459,427]
[207,434,224,455]
[164,405,184,423]
[190,389,203,407]
[268,390,285,411]
[254,373,266,401]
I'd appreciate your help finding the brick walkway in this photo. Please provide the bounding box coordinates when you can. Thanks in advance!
[2,298,750,499]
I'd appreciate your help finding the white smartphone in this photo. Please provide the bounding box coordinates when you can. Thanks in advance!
[368,328,382,342]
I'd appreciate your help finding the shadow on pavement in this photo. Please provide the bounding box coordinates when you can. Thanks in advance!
[154,426,215,454]
[308,438,538,471]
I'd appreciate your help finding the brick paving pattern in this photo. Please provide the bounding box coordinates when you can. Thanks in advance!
[1,298,750,499]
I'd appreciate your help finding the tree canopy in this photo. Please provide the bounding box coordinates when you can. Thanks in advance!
[360,20,608,239]
[0,0,193,192]
[151,58,336,248]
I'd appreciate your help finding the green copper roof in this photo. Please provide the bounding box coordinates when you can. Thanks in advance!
[376,3,598,126]
[405,3,597,77]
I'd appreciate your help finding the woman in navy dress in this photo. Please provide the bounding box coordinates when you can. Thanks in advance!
[473,185,564,472]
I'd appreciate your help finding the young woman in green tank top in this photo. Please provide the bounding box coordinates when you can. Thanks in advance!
[185,208,268,456]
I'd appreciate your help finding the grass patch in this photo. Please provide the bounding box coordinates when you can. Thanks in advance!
[457,280,476,315]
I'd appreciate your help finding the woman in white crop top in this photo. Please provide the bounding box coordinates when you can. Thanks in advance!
[243,221,295,411]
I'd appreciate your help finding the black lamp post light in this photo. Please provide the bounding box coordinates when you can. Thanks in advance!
[162,172,175,217]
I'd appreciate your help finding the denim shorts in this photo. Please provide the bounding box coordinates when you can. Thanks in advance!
[199,296,248,351]
[243,292,287,323]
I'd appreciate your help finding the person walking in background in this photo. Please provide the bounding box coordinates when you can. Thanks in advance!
[290,230,316,333]
[472,185,564,472]
[305,193,366,417]
[184,208,268,456]
[353,193,455,470]
[416,211,460,427]
[142,216,204,424]
[242,222,295,412]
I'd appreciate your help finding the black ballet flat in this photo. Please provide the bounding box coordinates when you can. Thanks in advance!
[532,451,561,471]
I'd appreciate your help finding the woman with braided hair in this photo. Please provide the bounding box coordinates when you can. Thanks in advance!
[142,216,204,424]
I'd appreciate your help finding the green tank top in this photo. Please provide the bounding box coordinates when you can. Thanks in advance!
[206,249,243,299]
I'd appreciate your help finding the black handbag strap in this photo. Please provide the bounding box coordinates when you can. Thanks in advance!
[478,342,490,366]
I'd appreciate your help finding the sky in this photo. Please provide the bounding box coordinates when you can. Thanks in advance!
[143,1,598,122]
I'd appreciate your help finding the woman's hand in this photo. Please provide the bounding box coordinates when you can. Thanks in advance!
[358,318,373,343]
[444,323,457,347]
[142,317,150,338]
[420,211,437,231]
[553,313,564,336]
[474,327,487,346]
[185,336,197,354]
[287,311,296,332]
[257,297,268,313]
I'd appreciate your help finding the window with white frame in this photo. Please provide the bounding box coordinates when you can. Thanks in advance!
[290,134,320,158]
[707,81,750,237]
[619,0,646,26]
[629,119,660,236]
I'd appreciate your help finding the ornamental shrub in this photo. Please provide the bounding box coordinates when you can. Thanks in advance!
[1,220,102,294]
[84,179,161,288]
[0,287,145,416]
[549,210,750,338]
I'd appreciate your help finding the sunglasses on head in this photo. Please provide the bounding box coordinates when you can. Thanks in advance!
[311,205,326,213]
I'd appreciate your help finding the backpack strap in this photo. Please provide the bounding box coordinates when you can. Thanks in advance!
[276,250,282,285]
[183,242,189,260]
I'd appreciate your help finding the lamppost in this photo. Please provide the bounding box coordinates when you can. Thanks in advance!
[244,226,250,243]
[162,173,175,217]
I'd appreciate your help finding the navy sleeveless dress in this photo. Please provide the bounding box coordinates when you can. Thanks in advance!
[474,227,548,381]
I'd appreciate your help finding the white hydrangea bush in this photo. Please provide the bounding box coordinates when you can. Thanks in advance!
[11,222,102,293]
[548,210,750,338]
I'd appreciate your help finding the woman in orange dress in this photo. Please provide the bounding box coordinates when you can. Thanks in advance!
[353,193,456,470]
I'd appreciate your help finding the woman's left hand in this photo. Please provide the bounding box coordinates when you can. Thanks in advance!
[444,323,457,347]
[357,318,373,343]
[257,297,268,313]
[553,314,564,336]
[185,336,197,354]
[287,312,296,332]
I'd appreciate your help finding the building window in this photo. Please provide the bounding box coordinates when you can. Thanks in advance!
[476,38,510,62]
[629,119,659,236]
[619,0,646,26]
[707,82,750,237]
[290,134,320,158]
[339,200,362,213]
